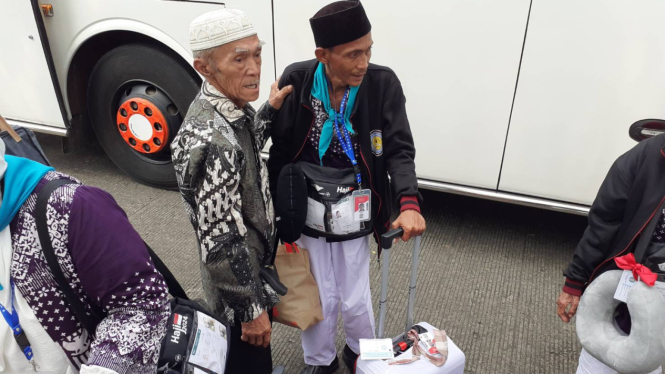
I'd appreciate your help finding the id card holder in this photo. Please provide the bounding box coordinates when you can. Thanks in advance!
[352,189,371,222]
[614,270,636,302]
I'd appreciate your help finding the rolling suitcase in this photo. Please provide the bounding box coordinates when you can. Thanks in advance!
[356,229,466,374]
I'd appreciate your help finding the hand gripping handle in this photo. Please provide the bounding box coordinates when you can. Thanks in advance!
[381,228,404,250]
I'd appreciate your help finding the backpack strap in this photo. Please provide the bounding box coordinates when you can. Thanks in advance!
[143,242,189,300]
[35,179,102,336]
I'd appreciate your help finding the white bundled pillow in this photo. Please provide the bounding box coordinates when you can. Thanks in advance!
[576,270,665,374]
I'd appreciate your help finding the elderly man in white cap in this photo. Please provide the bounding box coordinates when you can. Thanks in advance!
[171,8,293,374]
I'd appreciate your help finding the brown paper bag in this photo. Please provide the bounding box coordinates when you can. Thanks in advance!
[273,243,323,330]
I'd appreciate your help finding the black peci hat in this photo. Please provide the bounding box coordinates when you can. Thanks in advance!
[310,1,372,49]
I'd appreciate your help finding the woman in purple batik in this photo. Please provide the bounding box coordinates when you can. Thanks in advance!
[0,139,170,374]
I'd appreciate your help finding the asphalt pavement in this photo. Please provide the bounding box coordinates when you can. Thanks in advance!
[37,133,589,374]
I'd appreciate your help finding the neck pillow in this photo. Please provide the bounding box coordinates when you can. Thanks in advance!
[576,270,665,374]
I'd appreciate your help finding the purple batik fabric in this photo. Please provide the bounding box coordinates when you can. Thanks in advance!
[9,171,170,373]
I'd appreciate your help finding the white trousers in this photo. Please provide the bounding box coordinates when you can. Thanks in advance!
[576,349,663,374]
[296,234,376,366]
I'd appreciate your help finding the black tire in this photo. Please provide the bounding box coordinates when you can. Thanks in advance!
[87,43,199,189]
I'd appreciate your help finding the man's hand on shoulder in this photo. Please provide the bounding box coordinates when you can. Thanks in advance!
[241,310,272,348]
[556,290,581,323]
[268,76,294,110]
[392,210,426,242]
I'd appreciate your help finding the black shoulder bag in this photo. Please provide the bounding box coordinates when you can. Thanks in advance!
[35,179,230,374]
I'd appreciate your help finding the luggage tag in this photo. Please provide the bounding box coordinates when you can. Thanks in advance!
[359,338,395,360]
[613,270,635,303]
[352,189,371,222]
[614,270,665,302]
[418,332,443,357]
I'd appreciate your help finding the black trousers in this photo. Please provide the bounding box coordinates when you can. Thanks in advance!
[226,310,273,374]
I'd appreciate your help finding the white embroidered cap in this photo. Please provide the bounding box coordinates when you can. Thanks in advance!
[189,8,257,52]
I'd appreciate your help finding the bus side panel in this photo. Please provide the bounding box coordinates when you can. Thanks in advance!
[500,0,665,205]
[43,0,274,116]
[273,0,531,190]
[0,1,66,128]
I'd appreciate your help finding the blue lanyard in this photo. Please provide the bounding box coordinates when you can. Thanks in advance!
[332,87,362,186]
[0,280,36,365]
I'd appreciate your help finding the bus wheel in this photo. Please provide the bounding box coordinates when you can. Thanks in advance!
[87,44,199,189]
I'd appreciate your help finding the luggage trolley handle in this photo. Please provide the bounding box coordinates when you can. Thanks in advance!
[377,228,423,339]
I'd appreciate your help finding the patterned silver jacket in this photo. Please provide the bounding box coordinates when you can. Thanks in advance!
[171,82,279,324]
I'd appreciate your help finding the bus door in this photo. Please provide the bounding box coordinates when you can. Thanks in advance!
[0,1,68,130]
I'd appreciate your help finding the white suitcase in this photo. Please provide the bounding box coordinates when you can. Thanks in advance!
[356,230,466,374]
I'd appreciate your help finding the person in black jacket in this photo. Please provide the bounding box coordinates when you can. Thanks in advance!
[557,134,665,372]
[268,2,425,373]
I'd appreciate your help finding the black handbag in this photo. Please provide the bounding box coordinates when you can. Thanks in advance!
[35,179,231,374]
[297,161,374,241]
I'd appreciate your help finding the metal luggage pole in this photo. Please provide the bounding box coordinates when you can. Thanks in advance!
[377,242,392,339]
[377,228,422,339]
[405,235,422,334]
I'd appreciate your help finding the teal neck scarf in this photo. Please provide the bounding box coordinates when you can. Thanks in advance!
[0,156,54,231]
[310,63,359,165]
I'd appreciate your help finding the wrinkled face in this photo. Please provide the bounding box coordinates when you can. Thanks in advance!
[203,35,263,107]
[322,32,373,88]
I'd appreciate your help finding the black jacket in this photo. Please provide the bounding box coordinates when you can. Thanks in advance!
[268,59,422,249]
[563,134,665,296]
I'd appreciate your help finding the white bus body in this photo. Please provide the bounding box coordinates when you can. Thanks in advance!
[2,0,662,214]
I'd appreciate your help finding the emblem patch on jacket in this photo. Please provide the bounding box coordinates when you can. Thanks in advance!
[370,130,383,156]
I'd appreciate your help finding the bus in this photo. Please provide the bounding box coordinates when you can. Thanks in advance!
[2,0,662,215]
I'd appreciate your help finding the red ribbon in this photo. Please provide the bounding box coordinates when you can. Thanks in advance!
[614,253,658,286]
[284,243,300,254]
[285,243,293,253]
